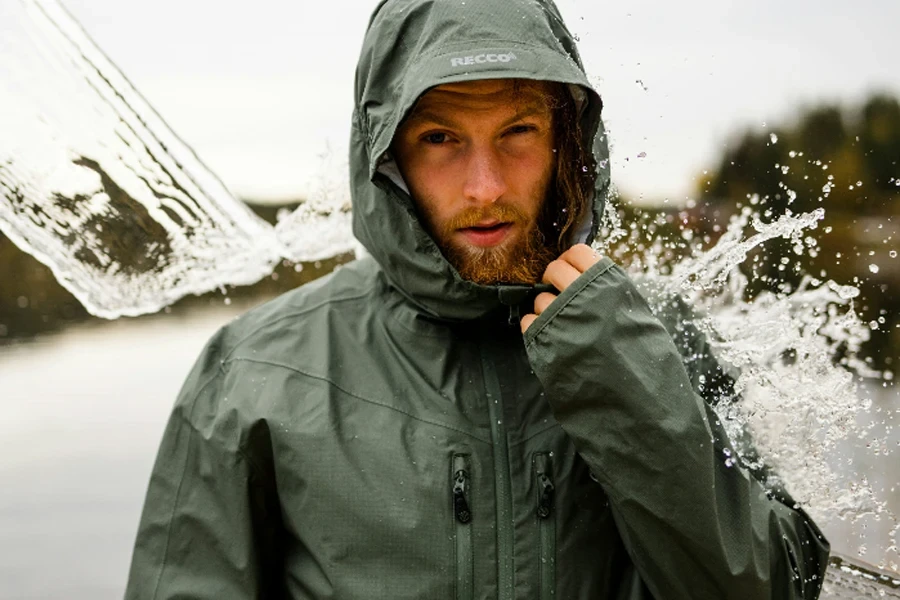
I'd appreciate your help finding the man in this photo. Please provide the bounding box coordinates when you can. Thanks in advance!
[126,0,830,598]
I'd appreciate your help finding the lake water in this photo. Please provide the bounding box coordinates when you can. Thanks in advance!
[1,307,897,598]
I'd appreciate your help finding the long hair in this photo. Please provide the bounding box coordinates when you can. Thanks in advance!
[513,80,596,254]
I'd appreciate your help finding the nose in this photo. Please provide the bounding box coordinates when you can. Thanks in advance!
[461,145,507,205]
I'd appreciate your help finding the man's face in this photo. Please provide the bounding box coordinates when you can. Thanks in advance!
[392,79,558,285]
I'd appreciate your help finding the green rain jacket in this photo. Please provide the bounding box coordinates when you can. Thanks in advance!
[126,0,830,598]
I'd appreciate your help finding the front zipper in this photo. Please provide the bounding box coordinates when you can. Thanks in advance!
[452,454,474,600]
[480,335,515,600]
[534,453,556,600]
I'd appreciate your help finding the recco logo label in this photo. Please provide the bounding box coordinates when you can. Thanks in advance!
[450,52,518,67]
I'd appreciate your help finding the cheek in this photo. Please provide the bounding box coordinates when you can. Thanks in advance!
[503,147,554,196]
[404,163,459,228]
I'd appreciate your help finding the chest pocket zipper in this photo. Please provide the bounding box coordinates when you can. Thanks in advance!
[452,454,473,599]
[534,453,556,599]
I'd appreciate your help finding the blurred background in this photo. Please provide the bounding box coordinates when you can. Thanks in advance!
[1,0,898,597]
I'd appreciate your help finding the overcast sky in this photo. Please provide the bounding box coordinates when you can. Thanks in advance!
[60,0,900,205]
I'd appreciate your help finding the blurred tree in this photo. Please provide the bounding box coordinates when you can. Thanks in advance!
[859,95,900,191]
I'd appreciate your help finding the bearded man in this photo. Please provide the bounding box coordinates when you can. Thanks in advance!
[125,0,830,598]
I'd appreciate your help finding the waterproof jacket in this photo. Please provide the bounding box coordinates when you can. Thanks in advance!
[125,0,830,598]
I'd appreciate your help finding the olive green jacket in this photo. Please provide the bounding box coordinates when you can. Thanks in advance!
[125,0,829,598]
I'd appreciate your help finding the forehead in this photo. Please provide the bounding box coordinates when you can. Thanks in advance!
[409,78,553,119]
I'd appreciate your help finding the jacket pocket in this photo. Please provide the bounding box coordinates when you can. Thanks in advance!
[452,454,473,600]
[533,452,556,600]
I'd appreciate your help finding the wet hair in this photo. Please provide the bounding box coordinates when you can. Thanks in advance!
[512,80,596,253]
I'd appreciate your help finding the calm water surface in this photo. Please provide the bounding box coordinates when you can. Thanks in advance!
[0,309,897,598]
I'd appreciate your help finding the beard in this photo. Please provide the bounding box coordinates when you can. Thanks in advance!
[428,200,558,285]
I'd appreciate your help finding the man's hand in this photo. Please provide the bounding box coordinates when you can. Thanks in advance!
[521,244,601,333]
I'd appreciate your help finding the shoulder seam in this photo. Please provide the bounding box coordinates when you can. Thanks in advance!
[223,288,373,362]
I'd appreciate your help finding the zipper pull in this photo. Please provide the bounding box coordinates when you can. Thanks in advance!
[453,469,472,524]
[536,472,555,519]
[508,302,521,327]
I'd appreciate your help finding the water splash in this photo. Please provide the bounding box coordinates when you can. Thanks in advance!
[275,150,356,263]
[0,0,353,318]
[599,192,898,570]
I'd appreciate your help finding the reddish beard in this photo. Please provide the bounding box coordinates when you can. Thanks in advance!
[431,202,557,285]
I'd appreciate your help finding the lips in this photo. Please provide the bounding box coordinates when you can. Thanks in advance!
[459,222,513,247]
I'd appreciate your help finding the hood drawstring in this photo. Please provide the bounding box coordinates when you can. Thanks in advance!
[497,284,555,328]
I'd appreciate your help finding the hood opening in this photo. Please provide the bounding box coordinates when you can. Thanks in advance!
[351,0,611,321]
[375,82,596,250]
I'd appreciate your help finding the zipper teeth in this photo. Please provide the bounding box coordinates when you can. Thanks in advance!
[535,453,556,600]
[537,473,555,519]
[453,455,473,600]
[481,340,515,600]
[453,469,472,523]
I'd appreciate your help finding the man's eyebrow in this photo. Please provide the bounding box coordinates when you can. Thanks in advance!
[499,105,549,129]
[404,110,460,129]
[405,104,550,130]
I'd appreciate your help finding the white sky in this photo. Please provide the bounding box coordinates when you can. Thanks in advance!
[62,0,900,205]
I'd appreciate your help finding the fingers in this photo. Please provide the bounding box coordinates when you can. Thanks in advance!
[542,258,582,292]
[560,244,602,273]
[544,244,601,293]
[521,291,557,333]
[533,292,556,315]
[523,244,603,334]
[520,313,538,333]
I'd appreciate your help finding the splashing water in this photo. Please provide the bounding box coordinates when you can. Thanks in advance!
[2,0,898,577]
[0,0,352,317]
[597,193,899,572]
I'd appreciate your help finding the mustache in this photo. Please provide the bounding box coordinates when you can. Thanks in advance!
[444,204,528,231]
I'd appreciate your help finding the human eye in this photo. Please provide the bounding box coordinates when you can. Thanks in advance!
[421,131,450,145]
[505,123,539,136]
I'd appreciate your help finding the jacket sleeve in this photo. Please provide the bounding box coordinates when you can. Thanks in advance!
[125,343,282,599]
[522,257,830,600]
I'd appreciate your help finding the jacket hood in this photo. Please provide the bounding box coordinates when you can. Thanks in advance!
[350,0,610,321]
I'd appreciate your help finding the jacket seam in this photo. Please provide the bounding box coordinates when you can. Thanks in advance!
[151,369,225,600]
[225,356,493,445]
[222,289,373,362]
[173,402,266,479]
[510,422,562,447]
[523,259,617,346]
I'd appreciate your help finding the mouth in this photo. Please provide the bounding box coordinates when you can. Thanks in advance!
[458,222,513,247]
